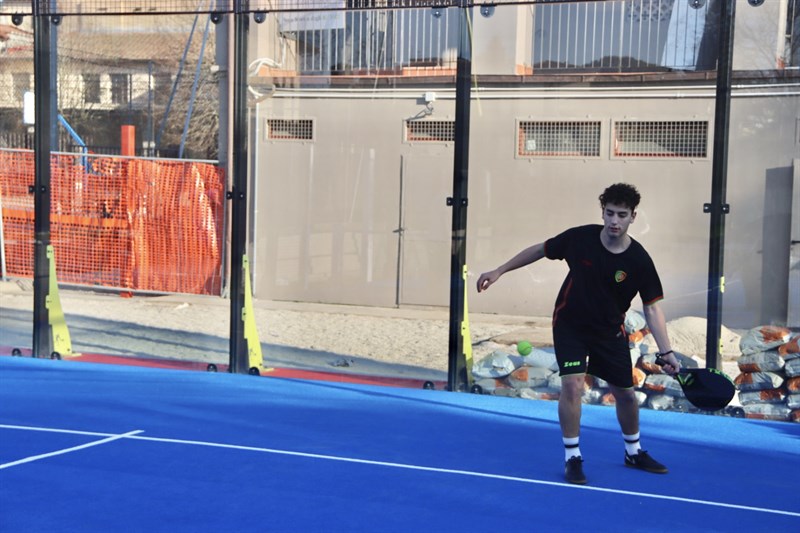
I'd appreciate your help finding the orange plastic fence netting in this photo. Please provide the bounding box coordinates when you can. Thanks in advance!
[0,150,225,295]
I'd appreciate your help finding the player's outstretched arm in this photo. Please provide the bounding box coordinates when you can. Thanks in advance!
[643,302,680,374]
[477,242,546,293]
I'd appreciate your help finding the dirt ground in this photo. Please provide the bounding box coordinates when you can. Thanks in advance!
[0,279,742,378]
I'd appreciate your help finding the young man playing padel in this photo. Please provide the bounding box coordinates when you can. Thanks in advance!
[476,183,680,485]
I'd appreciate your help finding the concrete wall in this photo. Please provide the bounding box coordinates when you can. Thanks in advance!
[733,0,788,71]
[251,84,800,328]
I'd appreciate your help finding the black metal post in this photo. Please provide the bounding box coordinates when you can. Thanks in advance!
[216,0,231,295]
[228,2,249,373]
[447,5,473,392]
[31,2,55,358]
[705,0,736,370]
[215,2,231,192]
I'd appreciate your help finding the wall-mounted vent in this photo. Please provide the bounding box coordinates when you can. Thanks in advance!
[613,120,708,158]
[266,119,314,141]
[405,120,455,143]
[518,121,601,158]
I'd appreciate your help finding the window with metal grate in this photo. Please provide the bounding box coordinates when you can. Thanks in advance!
[266,119,314,141]
[405,120,455,143]
[517,121,602,158]
[613,120,708,159]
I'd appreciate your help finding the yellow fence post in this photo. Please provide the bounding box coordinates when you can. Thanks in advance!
[46,245,76,357]
[242,255,266,374]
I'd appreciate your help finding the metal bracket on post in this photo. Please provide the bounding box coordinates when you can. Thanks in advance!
[446,197,468,207]
[703,203,730,214]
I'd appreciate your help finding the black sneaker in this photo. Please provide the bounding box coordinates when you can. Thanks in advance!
[565,456,587,485]
[624,450,668,473]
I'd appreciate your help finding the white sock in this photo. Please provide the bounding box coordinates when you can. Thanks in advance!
[563,436,581,461]
[623,432,641,456]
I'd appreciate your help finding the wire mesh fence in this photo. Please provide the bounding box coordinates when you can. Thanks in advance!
[0,148,225,293]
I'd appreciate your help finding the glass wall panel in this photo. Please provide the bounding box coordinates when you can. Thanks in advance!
[466,0,798,418]
[723,0,799,421]
[249,7,459,387]
[1,4,35,352]
[1,1,797,419]
[1,7,230,373]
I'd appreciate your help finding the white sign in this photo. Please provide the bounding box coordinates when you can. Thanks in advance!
[279,0,345,32]
[23,91,35,125]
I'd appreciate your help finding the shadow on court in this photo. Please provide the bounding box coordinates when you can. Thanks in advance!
[0,306,446,382]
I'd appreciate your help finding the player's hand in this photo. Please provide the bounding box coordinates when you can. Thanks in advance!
[477,270,500,293]
[658,351,681,376]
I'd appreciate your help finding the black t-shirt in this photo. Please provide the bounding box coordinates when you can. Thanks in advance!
[544,224,663,335]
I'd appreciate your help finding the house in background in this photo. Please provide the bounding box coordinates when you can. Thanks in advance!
[0,2,218,158]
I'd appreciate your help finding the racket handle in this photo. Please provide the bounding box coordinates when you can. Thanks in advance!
[654,353,680,374]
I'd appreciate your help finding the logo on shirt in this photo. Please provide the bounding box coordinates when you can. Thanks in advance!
[614,270,627,283]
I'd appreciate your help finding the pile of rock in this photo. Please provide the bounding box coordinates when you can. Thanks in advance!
[471,349,714,413]
[733,326,800,422]
[471,311,729,415]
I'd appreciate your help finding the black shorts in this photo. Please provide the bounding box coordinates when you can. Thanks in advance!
[552,320,633,388]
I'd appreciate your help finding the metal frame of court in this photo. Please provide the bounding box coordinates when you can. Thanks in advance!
[14,0,735,392]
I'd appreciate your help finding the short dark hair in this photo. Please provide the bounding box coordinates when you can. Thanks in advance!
[599,183,640,211]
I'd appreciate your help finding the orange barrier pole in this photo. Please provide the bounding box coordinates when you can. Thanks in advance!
[121,125,136,156]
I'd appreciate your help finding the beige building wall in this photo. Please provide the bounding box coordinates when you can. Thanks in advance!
[250,84,800,328]
[733,0,789,70]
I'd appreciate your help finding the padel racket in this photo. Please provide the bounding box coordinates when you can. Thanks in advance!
[656,356,735,411]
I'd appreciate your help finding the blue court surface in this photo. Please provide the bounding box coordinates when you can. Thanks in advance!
[1,356,798,532]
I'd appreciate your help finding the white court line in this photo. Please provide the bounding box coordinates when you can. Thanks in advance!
[0,428,143,470]
[2,423,799,519]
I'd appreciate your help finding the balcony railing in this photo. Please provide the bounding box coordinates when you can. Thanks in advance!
[259,0,798,77]
[276,7,459,76]
[531,0,713,71]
